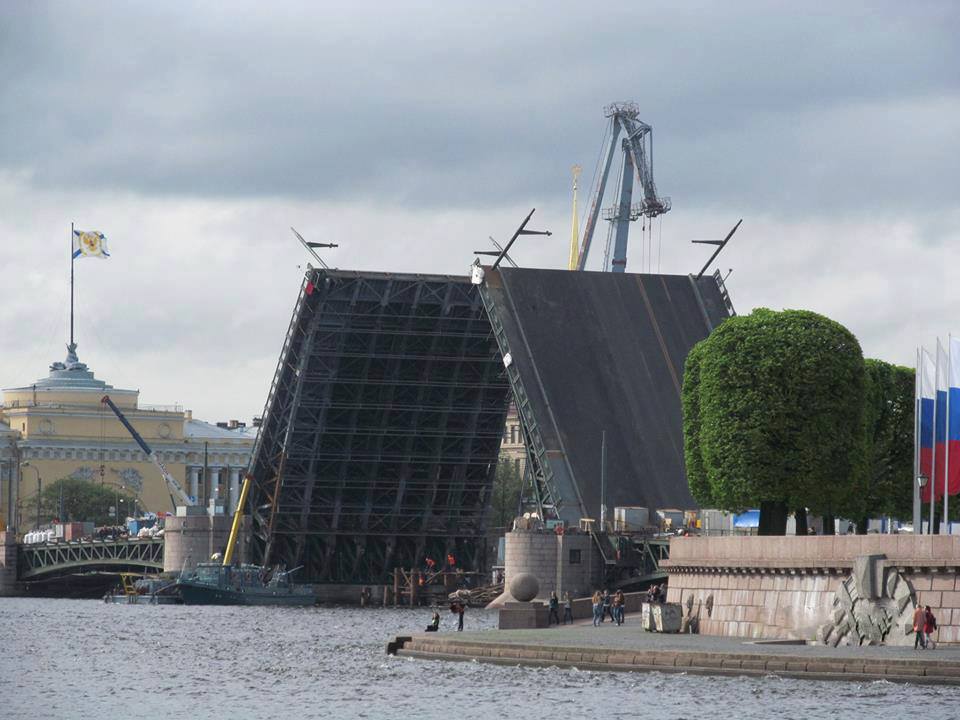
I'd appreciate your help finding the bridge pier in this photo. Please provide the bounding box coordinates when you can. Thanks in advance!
[164,513,248,575]
[0,530,20,596]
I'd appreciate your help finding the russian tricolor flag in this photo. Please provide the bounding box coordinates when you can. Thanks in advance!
[950,336,960,497]
[919,348,936,501]
[934,340,949,499]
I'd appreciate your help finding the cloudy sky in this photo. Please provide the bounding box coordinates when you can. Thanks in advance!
[1,1,957,423]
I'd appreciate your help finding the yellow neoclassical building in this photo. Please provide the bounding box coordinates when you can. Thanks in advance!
[0,343,256,531]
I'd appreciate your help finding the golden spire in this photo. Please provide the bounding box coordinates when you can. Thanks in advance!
[569,165,581,270]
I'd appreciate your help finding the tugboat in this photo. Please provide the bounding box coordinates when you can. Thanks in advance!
[175,562,316,606]
[172,475,316,606]
[103,572,181,604]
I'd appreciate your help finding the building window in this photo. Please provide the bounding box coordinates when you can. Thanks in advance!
[569,549,581,565]
[510,426,517,444]
[514,458,521,474]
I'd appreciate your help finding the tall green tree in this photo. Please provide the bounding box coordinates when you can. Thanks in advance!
[39,478,135,526]
[859,359,915,525]
[490,460,523,529]
[682,308,867,534]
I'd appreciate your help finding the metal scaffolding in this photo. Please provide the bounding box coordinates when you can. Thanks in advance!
[248,269,511,584]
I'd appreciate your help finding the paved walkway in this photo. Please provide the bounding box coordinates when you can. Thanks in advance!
[453,623,960,660]
[388,624,960,686]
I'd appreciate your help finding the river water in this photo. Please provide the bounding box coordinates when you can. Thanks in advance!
[3,598,959,719]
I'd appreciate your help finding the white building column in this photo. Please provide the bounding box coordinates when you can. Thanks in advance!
[210,468,221,503]
[189,467,200,502]
[229,468,241,514]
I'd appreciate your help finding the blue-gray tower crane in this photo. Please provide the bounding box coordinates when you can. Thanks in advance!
[576,102,671,272]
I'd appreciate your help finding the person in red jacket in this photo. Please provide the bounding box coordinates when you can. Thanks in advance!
[924,606,938,650]
[913,605,926,650]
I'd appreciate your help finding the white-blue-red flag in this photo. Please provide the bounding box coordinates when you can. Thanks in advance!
[949,336,960,498]
[933,339,950,500]
[919,347,936,502]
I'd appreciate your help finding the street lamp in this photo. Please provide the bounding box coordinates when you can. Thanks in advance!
[917,474,930,535]
[21,462,41,531]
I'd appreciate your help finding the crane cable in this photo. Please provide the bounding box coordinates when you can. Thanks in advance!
[658,216,663,274]
[581,118,612,267]
[99,400,106,486]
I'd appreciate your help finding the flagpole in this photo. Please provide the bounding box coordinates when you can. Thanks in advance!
[946,335,951,532]
[70,222,75,348]
[914,346,921,533]
[931,345,939,535]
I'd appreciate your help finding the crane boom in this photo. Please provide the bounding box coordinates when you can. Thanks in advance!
[101,395,195,508]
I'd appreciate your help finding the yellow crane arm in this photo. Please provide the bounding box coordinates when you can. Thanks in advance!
[222,474,252,566]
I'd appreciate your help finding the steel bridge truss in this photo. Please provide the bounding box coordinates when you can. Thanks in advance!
[18,538,164,580]
[475,269,563,522]
[249,270,511,585]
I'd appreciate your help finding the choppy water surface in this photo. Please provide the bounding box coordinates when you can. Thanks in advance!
[2,598,959,719]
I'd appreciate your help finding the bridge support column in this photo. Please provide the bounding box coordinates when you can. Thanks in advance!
[0,530,19,596]
[164,512,247,575]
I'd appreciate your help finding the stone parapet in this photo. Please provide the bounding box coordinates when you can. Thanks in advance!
[664,535,960,645]
[0,530,18,596]
[667,535,960,567]
[387,634,960,685]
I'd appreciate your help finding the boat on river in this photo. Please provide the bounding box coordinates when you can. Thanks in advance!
[103,573,181,604]
[174,563,316,606]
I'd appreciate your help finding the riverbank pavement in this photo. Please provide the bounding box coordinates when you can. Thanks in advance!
[386,621,960,686]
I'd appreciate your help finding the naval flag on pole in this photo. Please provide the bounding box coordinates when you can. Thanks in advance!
[72,229,110,259]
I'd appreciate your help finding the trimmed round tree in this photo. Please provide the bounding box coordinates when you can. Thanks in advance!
[682,308,867,534]
[860,359,915,526]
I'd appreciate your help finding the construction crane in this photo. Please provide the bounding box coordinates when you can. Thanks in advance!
[576,102,671,273]
[100,395,195,510]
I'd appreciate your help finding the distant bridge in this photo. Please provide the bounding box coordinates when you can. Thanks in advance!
[18,538,164,580]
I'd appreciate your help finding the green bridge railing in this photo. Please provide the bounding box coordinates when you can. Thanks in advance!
[18,537,164,580]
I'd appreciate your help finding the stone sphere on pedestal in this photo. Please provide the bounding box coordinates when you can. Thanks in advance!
[509,572,539,602]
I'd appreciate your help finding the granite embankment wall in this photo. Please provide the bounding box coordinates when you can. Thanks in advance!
[388,634,960,686]
[663,535,960,644]
[0,531,18,596]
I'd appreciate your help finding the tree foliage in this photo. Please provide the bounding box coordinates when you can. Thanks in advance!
[39,478,136,526]
[490,460,523,529]
[860,359,915,521]
[682,308,867,528]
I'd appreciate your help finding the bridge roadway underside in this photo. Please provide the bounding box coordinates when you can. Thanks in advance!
[249,270,511,585]
[479,267,731,526]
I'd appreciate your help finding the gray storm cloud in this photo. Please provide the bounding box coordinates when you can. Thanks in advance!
[1,1,957,214]
[0,1,958,421]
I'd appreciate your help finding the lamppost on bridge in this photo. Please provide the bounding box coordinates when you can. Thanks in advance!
[917,474,930,535]
[21,462,41,531]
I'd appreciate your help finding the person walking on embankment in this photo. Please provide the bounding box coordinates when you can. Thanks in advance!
[913,605,927,649]
[450,599,466,631]
[562,591,573,625]
[612,589,625,626]
[602,590,613,623]
[548,591,561,626]
[591,590,603,627]
[924,606,938,650]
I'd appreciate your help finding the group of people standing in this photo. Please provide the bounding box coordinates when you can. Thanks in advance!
[913,604,938,650]
[590,589,627,626]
